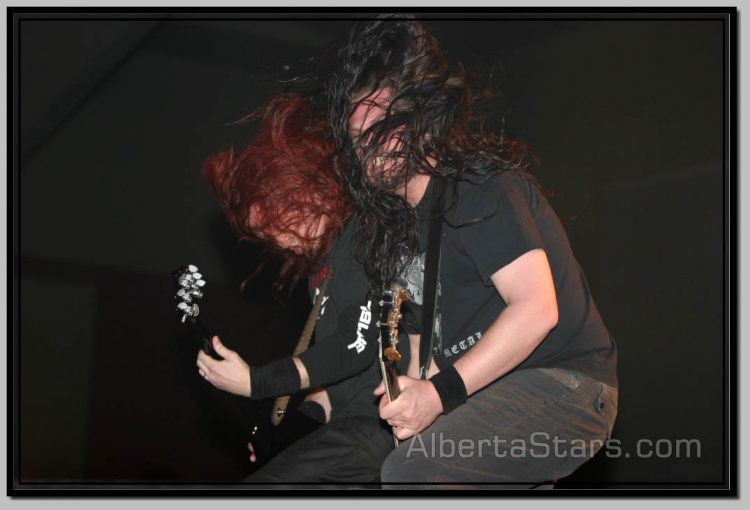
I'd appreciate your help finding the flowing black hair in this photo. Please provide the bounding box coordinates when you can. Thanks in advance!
[318,14,537,289]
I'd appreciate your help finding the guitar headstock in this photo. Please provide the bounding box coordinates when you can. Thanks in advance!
[173,264,206,323]
[379,283,411,362]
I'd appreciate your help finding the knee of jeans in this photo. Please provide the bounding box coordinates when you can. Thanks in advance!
[380,446,432,484]
[380,448,407,484]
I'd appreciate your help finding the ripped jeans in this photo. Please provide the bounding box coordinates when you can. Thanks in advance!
[381,367,618,489]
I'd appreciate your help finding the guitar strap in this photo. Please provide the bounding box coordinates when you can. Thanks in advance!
[418,176,447,380]
[271,274,330,425]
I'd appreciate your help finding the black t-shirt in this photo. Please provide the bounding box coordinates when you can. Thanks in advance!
[402,169,618,387]
[301,219,385,420]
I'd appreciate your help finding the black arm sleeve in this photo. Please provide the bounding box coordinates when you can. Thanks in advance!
[298,299,381,388]
[249,357,300,399]
[248,299,381,399]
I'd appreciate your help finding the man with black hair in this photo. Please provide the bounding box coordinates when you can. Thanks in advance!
[321,15,618,488]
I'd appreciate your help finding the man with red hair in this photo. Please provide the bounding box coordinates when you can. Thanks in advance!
[199,93,397,484]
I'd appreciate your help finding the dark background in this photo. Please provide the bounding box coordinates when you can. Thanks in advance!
[14,12,729,487]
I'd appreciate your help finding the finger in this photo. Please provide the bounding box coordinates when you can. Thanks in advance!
[379,399,401,421]
[197,351,218,372]
[199,352,220,373]
[249,453,256,463]
[196,359,209,375]
[378,394,389,415]
[212,336,232,357]
[387,418,409,428]
[196,364,207,378]
[397,375,413,390]
[373,381,385,396]
[197,349,209,365]
[247,442,255,453]
[395,427,416,440]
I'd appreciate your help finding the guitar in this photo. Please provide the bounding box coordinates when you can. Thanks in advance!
[173,264,221,359]
[377,283,411,446]
[172,264,320,466]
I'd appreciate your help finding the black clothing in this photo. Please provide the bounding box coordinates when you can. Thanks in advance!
[402,170,618,387]
[248,220,384,416]
[246,416,394,484]
[302,219,385,420]
[246,221,395,484]
[381,367,618,487]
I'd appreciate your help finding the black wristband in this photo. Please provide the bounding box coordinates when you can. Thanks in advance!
[429,365,468,414]
[249,357,301,399]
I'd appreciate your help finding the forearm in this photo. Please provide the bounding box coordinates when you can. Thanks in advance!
[452,301,557,396]
[407,333,439,379]
[249,340,375,400]
[248,351,345,399]
[407,334,420,378]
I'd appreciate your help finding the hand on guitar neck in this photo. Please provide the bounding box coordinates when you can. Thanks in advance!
[373,325,442,441]
[373,374,443,441]
[196,336,252,397]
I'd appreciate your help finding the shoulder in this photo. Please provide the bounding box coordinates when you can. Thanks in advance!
[446,169,536,224]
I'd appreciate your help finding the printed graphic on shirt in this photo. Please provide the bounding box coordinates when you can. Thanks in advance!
[401,252,444,356]
[313,286,329,317]
[310,265,330,290]
[400,253,425,305]
[432,309,443,355]
[347,300,372,354]
[442,330,482,358]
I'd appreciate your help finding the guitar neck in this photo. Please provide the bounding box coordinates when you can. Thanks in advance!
[380,359,401,402]
[188,316,221,359]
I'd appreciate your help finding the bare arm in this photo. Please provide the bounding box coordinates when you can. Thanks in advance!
[377,248,558,439]
[453,248,558,395]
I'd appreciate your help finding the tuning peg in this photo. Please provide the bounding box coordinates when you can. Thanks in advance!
[192,272,203,280]
[188,264,198,273]
[195,279,206,287]
[177,302,199,317]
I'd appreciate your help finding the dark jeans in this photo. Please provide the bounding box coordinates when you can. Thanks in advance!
[243,415,394,487]
[381,367,618,489]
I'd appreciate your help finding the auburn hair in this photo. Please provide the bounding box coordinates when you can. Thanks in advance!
[203,93,352,291]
